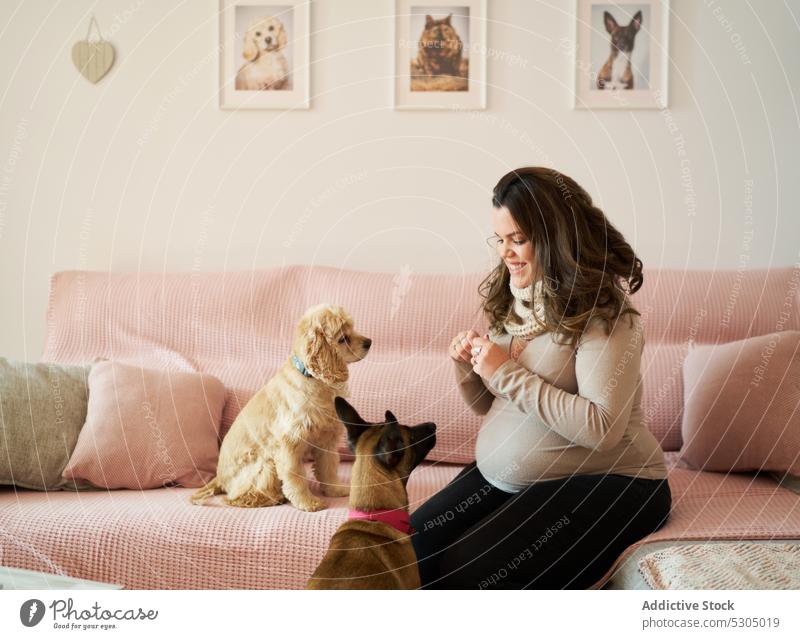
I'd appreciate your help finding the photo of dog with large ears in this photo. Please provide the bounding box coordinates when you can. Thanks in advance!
[235,13,291,90]
[306,397,437,589]
[191,304,371,512]
[597,8,643,90]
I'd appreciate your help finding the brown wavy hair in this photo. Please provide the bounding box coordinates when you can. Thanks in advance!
[479,167,643,348]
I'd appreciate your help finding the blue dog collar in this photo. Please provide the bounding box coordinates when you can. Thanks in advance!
[291,354,313,378]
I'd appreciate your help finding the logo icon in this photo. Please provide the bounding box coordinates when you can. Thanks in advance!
[20,599,45,627]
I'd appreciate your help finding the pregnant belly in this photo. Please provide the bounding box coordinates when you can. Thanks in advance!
[475,403,579,490]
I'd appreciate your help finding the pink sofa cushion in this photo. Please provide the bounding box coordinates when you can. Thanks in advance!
[679,331,800,474]
[62,360,225,489]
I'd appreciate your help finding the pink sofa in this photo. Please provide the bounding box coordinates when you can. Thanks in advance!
[1,265,799,589]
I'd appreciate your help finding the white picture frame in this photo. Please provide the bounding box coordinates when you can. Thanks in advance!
[393,0,487,110]
[219,0,310,110]
[571,0,669,109]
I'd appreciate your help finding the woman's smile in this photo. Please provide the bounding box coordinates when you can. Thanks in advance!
[507,261,530,287]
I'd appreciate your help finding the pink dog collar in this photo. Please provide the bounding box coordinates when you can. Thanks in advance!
[347,508,414,535]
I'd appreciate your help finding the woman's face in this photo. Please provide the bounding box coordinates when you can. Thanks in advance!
[491,205,536,288]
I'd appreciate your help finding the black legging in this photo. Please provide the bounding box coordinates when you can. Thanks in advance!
[410,461,672,589]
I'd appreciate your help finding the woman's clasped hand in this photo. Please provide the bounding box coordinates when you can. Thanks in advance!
[449,330,510,380]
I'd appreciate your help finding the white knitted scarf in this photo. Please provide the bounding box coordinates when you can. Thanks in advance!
[504,278,548,338]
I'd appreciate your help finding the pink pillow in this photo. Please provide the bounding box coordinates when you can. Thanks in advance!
[63,361,225,489]
[679,331,800,474]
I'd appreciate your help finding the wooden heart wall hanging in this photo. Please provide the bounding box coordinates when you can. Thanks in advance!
[72,16,115,84]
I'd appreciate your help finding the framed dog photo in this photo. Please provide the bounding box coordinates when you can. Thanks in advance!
[571,0,669,109]
[219,0,310,109]
[393,0,487,110]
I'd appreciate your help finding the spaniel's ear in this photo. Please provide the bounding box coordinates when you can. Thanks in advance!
[304,325,348,386]
[278,23,288,50]
[243,32,259,61]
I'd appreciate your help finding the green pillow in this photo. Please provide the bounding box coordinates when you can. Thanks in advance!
[0,358,89,490]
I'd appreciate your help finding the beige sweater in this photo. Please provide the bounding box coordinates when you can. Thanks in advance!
[454,308,668,492]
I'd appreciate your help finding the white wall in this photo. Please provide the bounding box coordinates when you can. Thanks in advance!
[1,0,798,360]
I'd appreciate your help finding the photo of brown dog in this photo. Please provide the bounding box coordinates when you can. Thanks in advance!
[596,8,644,90]
[306,397,437,589]
[191,304,371,511]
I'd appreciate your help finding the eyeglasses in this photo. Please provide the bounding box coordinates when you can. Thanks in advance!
[485,235,530,248]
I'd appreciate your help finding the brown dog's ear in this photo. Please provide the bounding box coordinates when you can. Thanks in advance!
[630,10,642,31]
[335,397,369,451]
[384,410,398,424]
[243,31,259,61]
[336,396,366,425]
[305,327,348,386]
[425,14,434,28]
[603,11,618,34]
[444,13,452,25]
[376,422,404,469]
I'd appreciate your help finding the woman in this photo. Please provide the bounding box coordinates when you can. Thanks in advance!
[410,167,671,589]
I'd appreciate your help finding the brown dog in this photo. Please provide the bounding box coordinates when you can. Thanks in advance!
[306,397,436,589]
[597,10,642,90]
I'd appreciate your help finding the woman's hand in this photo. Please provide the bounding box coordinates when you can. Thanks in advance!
[469,335,510,380]
[449,330,480,365]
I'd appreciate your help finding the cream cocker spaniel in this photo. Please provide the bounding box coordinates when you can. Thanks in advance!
[235,15,290,90]
[191,304,372,511]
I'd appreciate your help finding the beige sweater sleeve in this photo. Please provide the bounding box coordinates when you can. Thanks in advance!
[483,312,644,452]
[452,357,494,416]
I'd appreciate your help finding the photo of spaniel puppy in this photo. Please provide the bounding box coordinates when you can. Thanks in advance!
[191,304,371,512]
[235,14,291,90]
